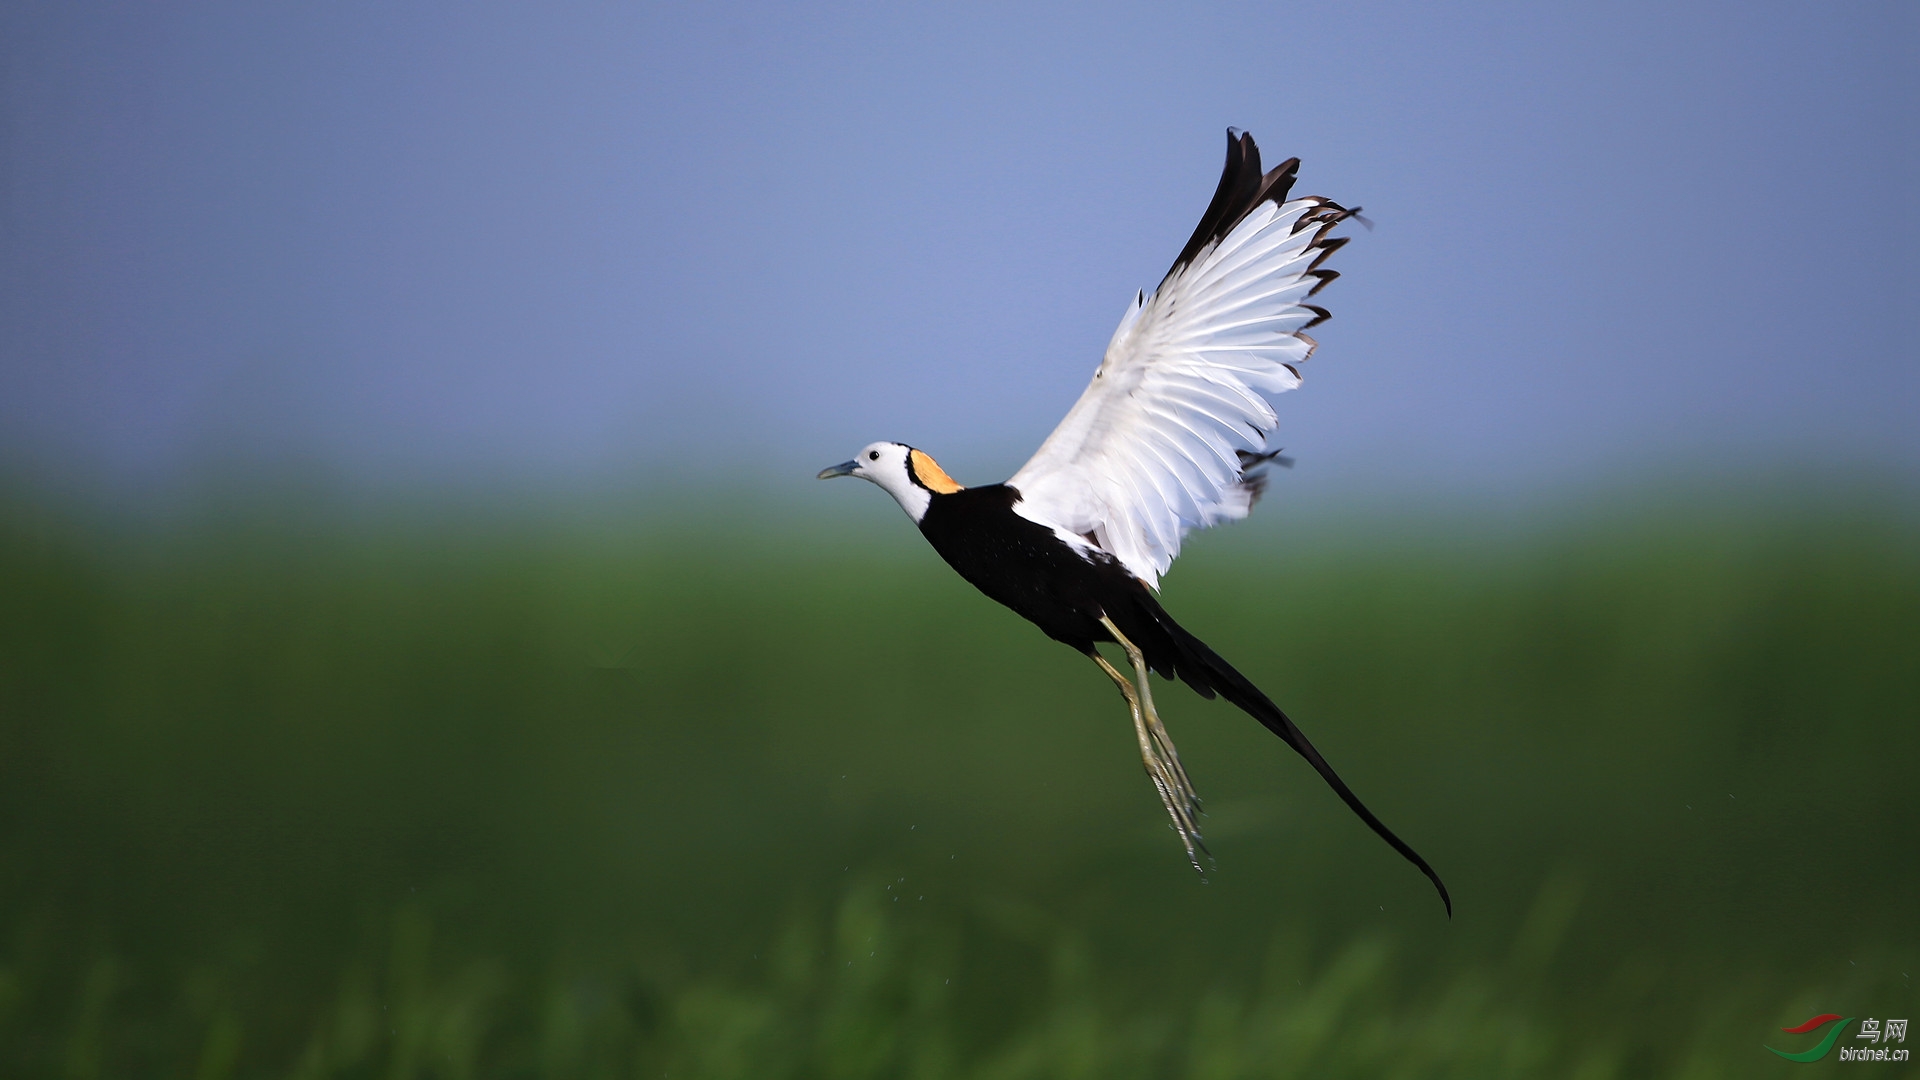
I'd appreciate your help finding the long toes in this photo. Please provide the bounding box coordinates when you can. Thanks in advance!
[1164,765,1203,818]
[1155,771,1199,823]
[1144,755,1204,833]
[1178,829,1212,878]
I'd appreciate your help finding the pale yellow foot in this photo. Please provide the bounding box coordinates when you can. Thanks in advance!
[1095,616,1208,873]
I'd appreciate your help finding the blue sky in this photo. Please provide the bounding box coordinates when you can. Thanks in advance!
[2,2,1914,505]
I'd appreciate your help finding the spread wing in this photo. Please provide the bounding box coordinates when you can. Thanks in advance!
[1008,130,1357,589]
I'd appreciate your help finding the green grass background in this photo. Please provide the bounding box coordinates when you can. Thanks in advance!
[1,481,1915,1077]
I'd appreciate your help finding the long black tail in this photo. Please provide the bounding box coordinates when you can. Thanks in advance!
[1127,597,1453,917]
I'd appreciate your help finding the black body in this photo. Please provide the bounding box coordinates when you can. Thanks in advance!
[919,484,1453,915]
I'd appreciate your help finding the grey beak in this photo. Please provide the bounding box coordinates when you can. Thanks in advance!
[816,460,859,480]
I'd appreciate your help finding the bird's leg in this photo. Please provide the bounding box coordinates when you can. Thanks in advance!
[1090,650,1157,791]
[1094,617,1209,873]
[1091,651,1204,869]
[1096,618,1200,824]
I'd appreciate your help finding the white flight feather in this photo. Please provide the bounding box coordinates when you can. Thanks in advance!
[1009,194,1343,589]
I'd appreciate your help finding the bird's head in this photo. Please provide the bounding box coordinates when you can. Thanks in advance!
[817,441,964,522]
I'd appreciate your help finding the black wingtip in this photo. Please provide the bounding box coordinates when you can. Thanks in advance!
[1158,131,1326,289]
[1161,130,1306,286]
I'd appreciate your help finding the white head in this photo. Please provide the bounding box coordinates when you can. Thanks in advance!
[816,441,964,522]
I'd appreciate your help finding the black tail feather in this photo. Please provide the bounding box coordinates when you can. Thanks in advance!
[1137,599,1453,917]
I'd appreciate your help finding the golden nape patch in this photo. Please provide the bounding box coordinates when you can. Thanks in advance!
[908,449,965,494]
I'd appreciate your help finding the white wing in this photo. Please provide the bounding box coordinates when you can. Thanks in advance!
[1009,131,1356,589]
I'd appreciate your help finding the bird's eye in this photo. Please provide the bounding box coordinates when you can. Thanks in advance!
[868,451,880,461]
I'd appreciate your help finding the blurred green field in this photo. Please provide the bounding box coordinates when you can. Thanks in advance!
[1,484,1915,1077]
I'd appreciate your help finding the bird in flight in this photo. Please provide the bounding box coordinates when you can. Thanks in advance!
[818,130,1449,915]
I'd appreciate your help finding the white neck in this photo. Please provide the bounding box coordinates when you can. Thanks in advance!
[871,473,931,523]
